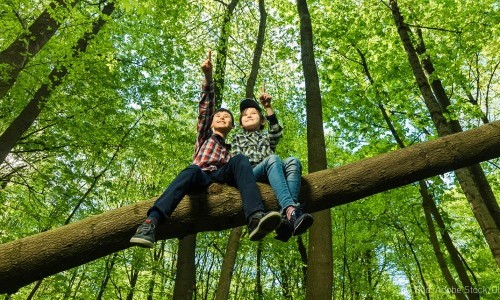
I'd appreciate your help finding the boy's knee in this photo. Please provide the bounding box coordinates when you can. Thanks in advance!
[183,164,202,172]
[284,157,302,170]
[267,154,280,163]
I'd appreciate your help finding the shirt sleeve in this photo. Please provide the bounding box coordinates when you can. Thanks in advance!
[194,80,215,153]
[266,114,282,151]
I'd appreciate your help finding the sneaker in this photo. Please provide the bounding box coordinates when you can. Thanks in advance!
[290,208,314,236]
[248,211,281,241]
[130,219,156,248]
[274,216,293,242]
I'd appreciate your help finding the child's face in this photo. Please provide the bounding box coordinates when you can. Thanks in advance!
[240,108,263,131]
[211,111,233,134]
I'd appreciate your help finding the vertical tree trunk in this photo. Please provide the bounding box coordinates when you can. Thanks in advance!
[256,241,263,300]
[245,0,267,99]
[420,183,468,300]
[216,0,267,297]
[215,227,243,300]
[96,253,118,300]
[126,267,140,300]
[215,0,267,300]
[396,227,430,300]
[148,241,166,300]
[295,1,332,299]
[0,1,116,166]
[389,0,500,268]
[213,0,240,103]
[296,236,308,283]
[277,256,292,299]
[173,234,197,300]
[0,0,81,99]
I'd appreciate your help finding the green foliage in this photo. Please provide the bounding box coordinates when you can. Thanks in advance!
[1,0,500,299]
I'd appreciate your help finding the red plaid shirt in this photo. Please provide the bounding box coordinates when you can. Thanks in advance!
[192,81,232,171]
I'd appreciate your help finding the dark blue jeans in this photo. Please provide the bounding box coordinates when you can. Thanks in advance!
[148,154,264,221]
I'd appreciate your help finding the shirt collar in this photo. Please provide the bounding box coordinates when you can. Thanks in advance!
[213,133,231,150]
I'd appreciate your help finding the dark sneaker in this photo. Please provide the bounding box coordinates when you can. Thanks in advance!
[274,216,293,242]
[290,208,314,236]
[130,219,156,248]
[248,211,281,241]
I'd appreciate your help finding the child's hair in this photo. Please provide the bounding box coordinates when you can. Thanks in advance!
[239,98,265,130]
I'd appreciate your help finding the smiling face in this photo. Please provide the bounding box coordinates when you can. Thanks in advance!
[240,107,264,132]
[211,110,233,137]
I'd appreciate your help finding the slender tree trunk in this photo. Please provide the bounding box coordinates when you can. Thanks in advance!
[26,280,43,300]
[215,0,250,300]
[341,208,348,299]
[277,256,292,299]
[0,1,116,166]
[2,120,500,294]
[295,1,332,299]
[148,241,166,300]
[427,194,479,295]
[213,0,240,103]
[397,228,430,300]
[173,234,196,300]
[215,227,243,300]
[356,43,479,299]
[398,241,418,299]
[420,183,468,300]
[245,0,267,99]
[256,241,263,300]
[0,0,81,99]
[126,267,140,300]
[96,253,118,300]
[297,236,308,283]
[389,0,500,268]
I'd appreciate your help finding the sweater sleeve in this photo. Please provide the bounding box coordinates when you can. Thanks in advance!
[266,114,282,151]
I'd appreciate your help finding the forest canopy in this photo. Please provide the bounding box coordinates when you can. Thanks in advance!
[1,0,499,299]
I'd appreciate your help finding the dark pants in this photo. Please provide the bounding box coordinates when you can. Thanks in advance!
[148,154,264,221]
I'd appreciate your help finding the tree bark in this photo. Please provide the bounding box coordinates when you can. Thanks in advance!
[215,227,243,300]
[172,234,197,300]
[1,120,500,294]
[0,0,80,99]
[295,0,332,299]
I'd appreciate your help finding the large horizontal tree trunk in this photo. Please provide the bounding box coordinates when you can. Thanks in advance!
[1,121,500,294]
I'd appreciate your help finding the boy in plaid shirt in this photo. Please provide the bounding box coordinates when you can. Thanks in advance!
[130,55,281,248]
[231,90,313,242]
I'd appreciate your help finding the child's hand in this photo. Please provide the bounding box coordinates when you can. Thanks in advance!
[259,83,272,108]
[259,93,272,108]
[201,50,213,78]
